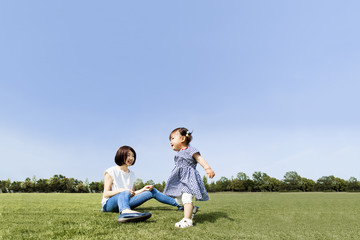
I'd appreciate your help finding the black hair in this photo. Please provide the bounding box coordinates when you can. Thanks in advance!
[114,146,136,166]
[169,127,193,145]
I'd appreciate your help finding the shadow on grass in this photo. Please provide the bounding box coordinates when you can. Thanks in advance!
[195,211,234,223]
[135,206,177,211]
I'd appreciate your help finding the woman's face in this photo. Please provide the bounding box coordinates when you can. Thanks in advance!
[170,131,185,151]
[125,151,135,166]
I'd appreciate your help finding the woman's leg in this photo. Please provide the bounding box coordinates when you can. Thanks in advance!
[103,191,152,223]
[102,193,121,212]
[117,191,132,213]
[129,188,180,209]
[151,188,179,207]
[102,191,134,213]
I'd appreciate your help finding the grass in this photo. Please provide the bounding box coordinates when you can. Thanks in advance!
[1,192,360,240]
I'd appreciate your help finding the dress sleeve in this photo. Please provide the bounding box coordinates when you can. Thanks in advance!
[188,146,200,158]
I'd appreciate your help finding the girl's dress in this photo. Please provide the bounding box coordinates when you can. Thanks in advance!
[164,145,209,201]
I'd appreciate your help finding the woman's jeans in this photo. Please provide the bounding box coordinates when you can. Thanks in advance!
[102,188,178,213]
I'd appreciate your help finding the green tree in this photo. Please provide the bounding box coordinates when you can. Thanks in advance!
[49,175,65,192]
[347,177,360,191]
[75,181,88,193]
[299,177,315,192]
[145,180,155,186]
[237,172,249,181]
[0,179,11,193]
[22,177,33,192]
[252,172,271,192]
[283,171,301,191]
[333,177,348,192]
[161,181,166,192]
[216,177,231,191]
[268,177,281,192]
[134,178,145,190]
[36,179,49,192]
[153,182,164,192]
[9,181,22,192]
[89,181,103,193]
[316,176,335,191]
[231,178,245,191]
[207,181,217,192]
[235,172,253,192]
[203,175,209,191]
[65,178,77,193]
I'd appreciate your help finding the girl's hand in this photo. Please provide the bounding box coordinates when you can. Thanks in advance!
[206,168,215,178]
[143,185,153,191]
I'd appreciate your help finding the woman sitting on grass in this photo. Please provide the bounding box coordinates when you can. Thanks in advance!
[101,145,181,223]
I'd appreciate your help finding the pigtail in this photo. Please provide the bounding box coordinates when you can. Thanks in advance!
[185,130,192,137]
[185,130,193,145]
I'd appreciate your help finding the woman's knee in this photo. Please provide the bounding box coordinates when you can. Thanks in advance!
[150,188,159,194]
[121,190,132,196]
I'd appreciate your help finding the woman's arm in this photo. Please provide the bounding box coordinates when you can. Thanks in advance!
[193,153,215,178]
[103,172,135,198]
[134,185,153,195]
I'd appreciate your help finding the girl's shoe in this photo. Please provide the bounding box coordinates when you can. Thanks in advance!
[175,218,193,228]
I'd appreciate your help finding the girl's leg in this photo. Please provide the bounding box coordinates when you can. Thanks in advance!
[174,193,194,228]
[181,193,194,220]
[129,188,180,209]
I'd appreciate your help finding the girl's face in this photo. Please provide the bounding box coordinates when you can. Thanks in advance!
[125,151,135,166]
[170,131,186,151]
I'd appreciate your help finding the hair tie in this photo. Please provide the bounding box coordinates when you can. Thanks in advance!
[186,131,192,137]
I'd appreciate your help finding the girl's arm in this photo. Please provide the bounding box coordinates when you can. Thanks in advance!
[103,172,135,198]
[193,153,215,178]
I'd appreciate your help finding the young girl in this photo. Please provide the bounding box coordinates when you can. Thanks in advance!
[164,127,215,228]
[102,145,181,223]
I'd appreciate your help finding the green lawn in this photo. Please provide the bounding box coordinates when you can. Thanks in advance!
[1,192,360,239]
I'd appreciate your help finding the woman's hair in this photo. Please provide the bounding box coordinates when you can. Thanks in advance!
[114,146,136,166]
[170,127,193,145]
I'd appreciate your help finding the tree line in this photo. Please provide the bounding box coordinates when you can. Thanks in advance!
[1,171,360,193]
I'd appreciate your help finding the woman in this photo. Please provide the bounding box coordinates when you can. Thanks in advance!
[101,145,181,223]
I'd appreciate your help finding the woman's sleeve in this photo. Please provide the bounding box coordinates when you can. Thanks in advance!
[105,167,114,179]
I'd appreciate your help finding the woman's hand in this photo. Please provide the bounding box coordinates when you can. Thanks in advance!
[130,189,136,197]
[143,185,153,191]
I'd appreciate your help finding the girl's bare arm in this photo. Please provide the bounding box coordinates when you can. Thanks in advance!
[193,153,215,178]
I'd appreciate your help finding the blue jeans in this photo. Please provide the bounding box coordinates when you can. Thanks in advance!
[102,188,179,213]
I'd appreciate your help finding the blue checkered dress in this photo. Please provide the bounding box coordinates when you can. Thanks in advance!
[163,146,209,201]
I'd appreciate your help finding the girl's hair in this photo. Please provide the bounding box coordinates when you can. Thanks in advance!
[115,146,136,166]
[170,127,193,145]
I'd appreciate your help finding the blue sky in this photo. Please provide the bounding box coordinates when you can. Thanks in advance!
[1,1,359,184]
